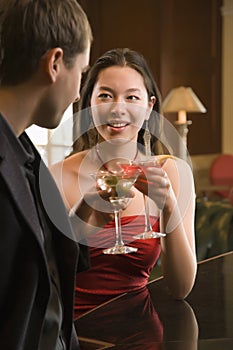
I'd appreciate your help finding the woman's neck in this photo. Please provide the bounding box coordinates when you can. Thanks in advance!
[95,141,138,163]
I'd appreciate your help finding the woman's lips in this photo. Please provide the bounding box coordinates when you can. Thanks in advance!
[107,122,129,132]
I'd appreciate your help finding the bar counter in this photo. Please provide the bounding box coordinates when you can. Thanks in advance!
[75,251,233,349]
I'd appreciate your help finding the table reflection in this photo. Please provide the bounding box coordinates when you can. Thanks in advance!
[76,252,233,349]
[76,285,198,349]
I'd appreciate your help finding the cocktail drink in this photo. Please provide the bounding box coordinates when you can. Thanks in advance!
[96,170,139,202]
[131,155,175,239]
[94,168,141,254]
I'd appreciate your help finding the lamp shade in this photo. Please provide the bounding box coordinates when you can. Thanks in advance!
[162,86,207,113]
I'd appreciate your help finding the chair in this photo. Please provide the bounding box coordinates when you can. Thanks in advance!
[209,154,233,201]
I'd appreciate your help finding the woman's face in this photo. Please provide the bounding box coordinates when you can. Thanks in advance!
[90,66,155,144]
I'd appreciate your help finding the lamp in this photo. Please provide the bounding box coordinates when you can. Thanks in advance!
[162,86,207,160]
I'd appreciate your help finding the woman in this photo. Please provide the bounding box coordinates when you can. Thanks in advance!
[50,48,197,319]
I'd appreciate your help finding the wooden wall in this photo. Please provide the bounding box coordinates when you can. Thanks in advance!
[78,0,222,155]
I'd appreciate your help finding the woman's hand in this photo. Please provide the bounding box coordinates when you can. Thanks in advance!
[134,162,173,210]
[71,187,114,229]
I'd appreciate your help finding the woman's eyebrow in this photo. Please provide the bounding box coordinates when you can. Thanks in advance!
[98,86,114,92]
[98,86,142,93]
[126,88,142,93]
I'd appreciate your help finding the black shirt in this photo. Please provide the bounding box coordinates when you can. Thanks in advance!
[0,114,66,350]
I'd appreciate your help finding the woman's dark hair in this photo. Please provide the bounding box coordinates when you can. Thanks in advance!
[73,48,167,155]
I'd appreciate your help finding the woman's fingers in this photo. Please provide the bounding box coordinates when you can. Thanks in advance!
[134,167,171,209]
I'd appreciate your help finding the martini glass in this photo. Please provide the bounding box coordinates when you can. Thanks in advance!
[131,157,169,239]
[93,168,141,254]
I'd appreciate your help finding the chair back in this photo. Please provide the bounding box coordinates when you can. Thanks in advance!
[209,154,233,199]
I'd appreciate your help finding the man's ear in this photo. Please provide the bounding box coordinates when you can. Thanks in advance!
[44,48,64,83]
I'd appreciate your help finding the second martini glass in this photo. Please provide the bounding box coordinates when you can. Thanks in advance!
[130,156,172,239]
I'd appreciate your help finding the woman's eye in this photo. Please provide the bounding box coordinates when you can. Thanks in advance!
[127,95,140,101]
[98,93,112,99]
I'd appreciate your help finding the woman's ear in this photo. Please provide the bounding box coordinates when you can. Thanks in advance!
[43,48,64,83]
[149,96,156,109]
[145,96,156,120]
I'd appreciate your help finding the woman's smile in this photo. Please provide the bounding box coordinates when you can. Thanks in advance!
[107,120,129,132]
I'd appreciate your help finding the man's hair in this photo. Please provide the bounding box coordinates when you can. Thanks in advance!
[0,0,92,85]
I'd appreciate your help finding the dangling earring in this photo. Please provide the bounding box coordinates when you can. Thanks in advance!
[143,120,151,156]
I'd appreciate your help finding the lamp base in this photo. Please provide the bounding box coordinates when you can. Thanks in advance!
[174,120,192,160]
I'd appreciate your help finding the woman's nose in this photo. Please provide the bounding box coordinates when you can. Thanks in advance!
[110,101,126,117]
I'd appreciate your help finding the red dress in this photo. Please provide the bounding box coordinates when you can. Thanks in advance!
[74,215,161,319]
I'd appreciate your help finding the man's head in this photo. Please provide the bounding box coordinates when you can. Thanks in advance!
[0,0,92,86]
[0,0,92,130]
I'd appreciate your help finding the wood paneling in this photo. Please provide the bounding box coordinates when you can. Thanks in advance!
[78,0,222,155]
[159,0,222,155]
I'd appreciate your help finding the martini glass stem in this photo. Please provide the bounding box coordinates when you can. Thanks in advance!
[103,197,138,254]
[114,209,124,247]
[144,194,153,233]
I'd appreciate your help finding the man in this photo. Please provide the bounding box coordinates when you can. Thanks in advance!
[0,1,92,349]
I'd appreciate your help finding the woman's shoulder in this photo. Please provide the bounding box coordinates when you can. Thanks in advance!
[161,155,195,194]
[49,150,91,208]
[50,150,89,174]
[160,155,193,173]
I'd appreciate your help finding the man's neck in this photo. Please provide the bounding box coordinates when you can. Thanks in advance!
[0,85,35,136]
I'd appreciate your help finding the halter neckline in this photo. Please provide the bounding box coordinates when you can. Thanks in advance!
[95,144,138,172]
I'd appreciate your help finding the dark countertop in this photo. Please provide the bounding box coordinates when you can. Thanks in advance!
[76,251,233,349]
